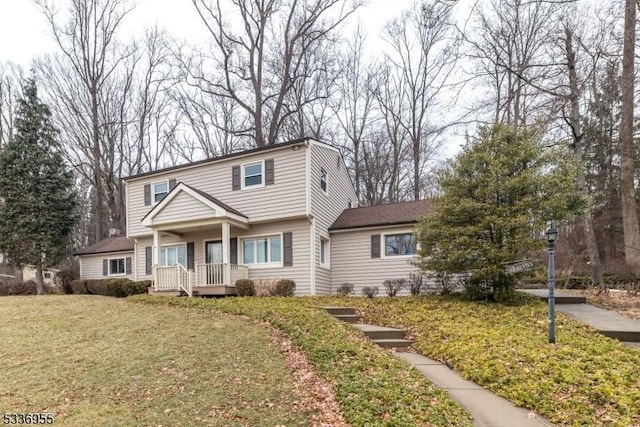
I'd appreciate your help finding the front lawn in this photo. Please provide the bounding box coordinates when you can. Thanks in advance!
[0,296,312,426]
[331,295,640,427]
[132,295,473,426]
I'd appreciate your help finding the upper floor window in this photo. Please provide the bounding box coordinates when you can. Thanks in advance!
[243,161,264,188]
[384,233,416,256]
[153,181,168,203]
[242,235,281,264]
[320,169,328,193]
[109,258,126,275]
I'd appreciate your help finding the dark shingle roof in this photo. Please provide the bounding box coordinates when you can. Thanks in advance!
[74,236,134,256]
[329,199,432,231]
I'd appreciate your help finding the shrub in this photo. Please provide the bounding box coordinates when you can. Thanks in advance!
[362,286,379,298]
[55,268,79,294]
[0,279,54,296]
[106,279,129,297]
[336,282,354,296]
[86,279,109,296]
[383,279,406,297]
[407,272,425,295]
[124,280,152,296]
[465,267,515,302]
[235,279,255,296]
[70,279,88,294]
[254,279,278,296]
[275,279,296,296]
[433,272,458,295]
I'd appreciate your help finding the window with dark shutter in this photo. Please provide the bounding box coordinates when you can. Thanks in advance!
[145,246,152,275]
[283,232,293,266]
[125,257,132,274]
[265,159,274,185]
[371,234,381,258]
[232,165,241,190]
[187,242,195,270]
[144,184,151,206]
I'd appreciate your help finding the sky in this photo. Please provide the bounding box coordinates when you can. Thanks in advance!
[0,0,413,67]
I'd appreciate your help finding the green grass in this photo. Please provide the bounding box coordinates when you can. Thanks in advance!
[318,295,640,427]
[0,295,312,426]
[131,295,473,426]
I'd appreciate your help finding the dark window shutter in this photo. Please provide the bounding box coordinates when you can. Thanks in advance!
[145,246,152,275]
[371,234,381,258]
[283,232,293,266]
[265,159,275,185]
[144,184,151,206]
[169,178,177,190]
[232,166,240,190]
[187,242,195,270]
[125,257,132,275]
[103,259,108,276]
[230,238,238,264]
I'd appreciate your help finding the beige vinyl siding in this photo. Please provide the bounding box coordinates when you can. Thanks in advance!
[153,191,217,225]
[127,146,307,237]
[79,251,135,281]
[309,142,357,294]
[135,219,312,294]
[331,226,420,295]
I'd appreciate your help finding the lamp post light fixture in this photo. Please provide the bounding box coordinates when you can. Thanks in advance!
[546,224,558,344]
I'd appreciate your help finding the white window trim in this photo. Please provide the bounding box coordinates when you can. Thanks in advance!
[239,233,283,269]
[241,160,265,190]
[320,237,330,268]
[320,168,328,195]
[108,257,127,276]
[152,179,169,205]
[381,232,417,259]
[159,242,187,266]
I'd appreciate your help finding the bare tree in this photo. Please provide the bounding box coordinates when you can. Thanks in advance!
[383,0,459,200]
[35,0,136,242]
[332,26,376,202]
[0,64,24,152]
[619,0,640,274]
[188,0,363,147]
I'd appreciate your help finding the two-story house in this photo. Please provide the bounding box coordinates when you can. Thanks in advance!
[75,138,431,296]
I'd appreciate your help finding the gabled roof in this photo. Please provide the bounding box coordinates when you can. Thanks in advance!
[74,236,134,256]
[141,182,248,227]
[329,199,432,231]
[124,138,310,182]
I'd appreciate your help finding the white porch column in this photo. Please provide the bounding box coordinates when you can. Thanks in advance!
[152,230,161,290]
[222,222,231,286]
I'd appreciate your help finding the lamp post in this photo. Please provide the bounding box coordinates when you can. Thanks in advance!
[546,224,558,344]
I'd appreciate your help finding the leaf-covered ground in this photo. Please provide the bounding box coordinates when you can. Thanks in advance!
[0,295,316,426]
[132,295,473,427]
[321,295,640,427]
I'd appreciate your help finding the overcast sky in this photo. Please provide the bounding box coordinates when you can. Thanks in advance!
[0,0,413,67]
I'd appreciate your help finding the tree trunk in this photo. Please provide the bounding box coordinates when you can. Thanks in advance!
[12,262,23,282]
[620,0,640,275]
[564,25,603,287]
[91,82,104,243]
[35,265,44,295]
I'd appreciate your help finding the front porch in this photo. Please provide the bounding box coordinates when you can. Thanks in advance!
[150,263,249,297]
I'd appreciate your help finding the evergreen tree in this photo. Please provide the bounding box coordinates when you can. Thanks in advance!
[0,78,78,294]
[415,124,584,299]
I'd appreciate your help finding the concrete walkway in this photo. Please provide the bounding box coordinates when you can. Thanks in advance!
[395,352,554,427]
[522,289,640,345]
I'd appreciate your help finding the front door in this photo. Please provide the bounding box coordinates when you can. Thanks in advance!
[205,240,223,285]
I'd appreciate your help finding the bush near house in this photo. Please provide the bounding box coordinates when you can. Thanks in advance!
[383,279,406,297]
[275,279,295,296]
[55,268,79,294]
[0,279,57,296]
[336,282,354,296]
[130,295,472,426]
[361,286,378,298]
[235,279,255,296]
[68,278,150,297]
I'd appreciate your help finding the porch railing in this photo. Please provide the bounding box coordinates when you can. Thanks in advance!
[153,265,192,297]
[194,263,249,286]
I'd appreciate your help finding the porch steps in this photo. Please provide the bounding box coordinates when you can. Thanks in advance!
[322,306,412,348]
